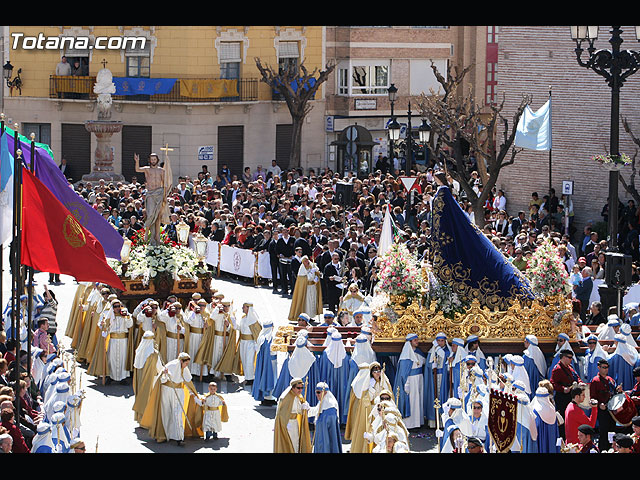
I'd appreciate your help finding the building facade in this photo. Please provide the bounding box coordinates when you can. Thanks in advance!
[2,25,326,183]
[496,26,640,235]
[323,26,493,176]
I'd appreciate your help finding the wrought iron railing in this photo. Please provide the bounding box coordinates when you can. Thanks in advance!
[49,76,259,102]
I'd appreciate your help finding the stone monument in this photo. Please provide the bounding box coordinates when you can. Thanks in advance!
[83,61,124,183]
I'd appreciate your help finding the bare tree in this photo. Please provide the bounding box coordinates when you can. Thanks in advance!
[255,58,335,170]
[418,62,532,225]
[620,116,640,207]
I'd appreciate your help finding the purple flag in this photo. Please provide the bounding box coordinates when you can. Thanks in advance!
[6,130,124,260]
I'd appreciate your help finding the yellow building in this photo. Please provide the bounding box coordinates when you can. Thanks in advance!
[2,25,326,181]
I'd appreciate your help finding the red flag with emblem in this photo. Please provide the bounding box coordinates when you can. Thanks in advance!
[20,167,125,290]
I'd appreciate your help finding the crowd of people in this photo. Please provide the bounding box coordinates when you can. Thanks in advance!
[0,291,86,453]
[2,152,640,453]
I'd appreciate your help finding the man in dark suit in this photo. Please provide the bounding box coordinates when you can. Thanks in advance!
[574,267,594,322]
[323,252,343,314]
[263,230,280,293]
[294,230,313,259]
[511,211,526,237]
[59,158,73,181]
[118,218,136,240]
[276,227,296,296]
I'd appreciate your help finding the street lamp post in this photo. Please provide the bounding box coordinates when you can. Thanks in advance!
[406,103,413,175]
[572,25,640,315]
[572,25,640,252]
[388,84,398,169]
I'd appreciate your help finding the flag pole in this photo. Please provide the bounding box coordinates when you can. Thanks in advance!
[0,114,4,332]
[26,133,35,375]
[11,123,24,426]
[548,86,552,199]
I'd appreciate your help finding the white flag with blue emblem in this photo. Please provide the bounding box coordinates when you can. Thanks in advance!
[0,133,14,246]
[514,99,551,151]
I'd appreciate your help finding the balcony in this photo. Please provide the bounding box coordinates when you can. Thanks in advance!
[49,75,259,103]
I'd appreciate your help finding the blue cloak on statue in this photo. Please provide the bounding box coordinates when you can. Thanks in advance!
[430,185,535,309]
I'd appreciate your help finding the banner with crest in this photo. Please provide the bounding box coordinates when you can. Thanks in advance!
[488,388,518,453]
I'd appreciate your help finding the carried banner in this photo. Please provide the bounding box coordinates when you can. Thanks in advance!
[204,240,272,280]
[488,388,518,453]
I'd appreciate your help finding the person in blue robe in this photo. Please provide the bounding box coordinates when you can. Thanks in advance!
[522,334,547,398]
[464,335,487,371]
[317,312,339,327]
[316,330,357,424]
[394,333,428,429]
[272,333,321,406]
[429,176,535,311]
[424,332,450,428]
[547,333,580,378]
[583,334,607,382]
[31,422,55,453]
[449,338,466,399]
[531,386,560,453]
[513,384,538,453]
[251,320,278,405]
[309,382,342,453]
[608,333,639,390]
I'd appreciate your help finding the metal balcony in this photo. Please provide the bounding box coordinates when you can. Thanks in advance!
[49,75,259,103]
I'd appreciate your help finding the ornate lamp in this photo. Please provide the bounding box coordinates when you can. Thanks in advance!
[176,220,190,245]
[388,117,401,142]
[418,119,431,143]
[194,233,208,264]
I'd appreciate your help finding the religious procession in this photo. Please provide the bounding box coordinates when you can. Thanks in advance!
[3,25,640,455]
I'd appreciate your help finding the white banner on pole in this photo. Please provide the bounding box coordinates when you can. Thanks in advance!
[203,240,272,279]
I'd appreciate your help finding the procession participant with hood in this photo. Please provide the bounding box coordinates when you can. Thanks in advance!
[272,333,319,405]
[308,382,342,453]
[425,332,450,428]
[31,421,55,453]
[317,329,357,424]
[194,297,229,379]
[140,352,201,446]
[183,299,209,378]
[90,299,134,384]
[75,288,111,363]
[214,301,243,379]
[584,334,608,382]
[531,386,561,453]
[394,333,427,430]
[157,302,186,364]
[464,335,487,371]
[132,331,162,424]
[273,377,311,453]
[522,334,547,397]
[237,302,262,383]
[288,255,323,322]
[252,319,278,405]
[607,333,639,390]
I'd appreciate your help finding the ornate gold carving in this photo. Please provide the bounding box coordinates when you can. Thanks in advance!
[375,296,572,342]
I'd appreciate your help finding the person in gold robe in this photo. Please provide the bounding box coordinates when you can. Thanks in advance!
[338,283,366,323]
[345,362,392,453]
[273,378,312,453]
[132,331,162,424]
[193,296,228,379]
[214,301,243,378]
[75,287,111,362]
[288,256,323,322]
[139,352,202,445]
[65,282,90,341]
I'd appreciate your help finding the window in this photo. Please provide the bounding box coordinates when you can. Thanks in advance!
[22,123,51,147]
[125,38,151,77]
[337,68,349,95]
[488,26,499,44]
[278,41,299,75]
[126,56,150,77]
[220,42,242,80]
[351,62,389,95]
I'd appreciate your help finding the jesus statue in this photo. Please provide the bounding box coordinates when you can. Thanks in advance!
[135,148,172,245]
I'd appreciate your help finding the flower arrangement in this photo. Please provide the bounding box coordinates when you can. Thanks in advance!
[525,238,571,298]
[108,243,209,286]
[592,152,632,168]
[429,283,468,319]
[377,242,425,300]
